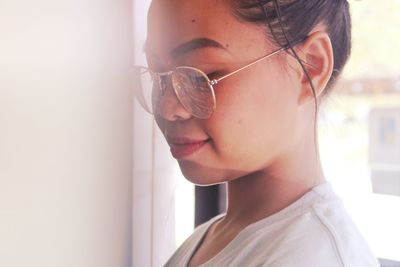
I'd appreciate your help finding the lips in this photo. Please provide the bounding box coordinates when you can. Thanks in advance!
[167,136,209,159]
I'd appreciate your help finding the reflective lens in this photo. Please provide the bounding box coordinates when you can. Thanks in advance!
[133,66,159,114]
[134,66,216,119]
[172,67,215,119]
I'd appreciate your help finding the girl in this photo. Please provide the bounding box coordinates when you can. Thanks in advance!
[135,0,380,266]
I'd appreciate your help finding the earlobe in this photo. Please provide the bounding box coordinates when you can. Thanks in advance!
[295,31,334,105]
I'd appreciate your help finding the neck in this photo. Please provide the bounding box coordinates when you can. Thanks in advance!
[221,134,326,226]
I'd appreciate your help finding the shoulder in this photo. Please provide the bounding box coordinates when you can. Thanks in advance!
[257,207,346,267]
[305,194,380,267]
[262,187,380,267]
[234,184,379,267]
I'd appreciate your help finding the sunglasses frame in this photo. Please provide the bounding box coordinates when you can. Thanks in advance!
[135,44,289,119]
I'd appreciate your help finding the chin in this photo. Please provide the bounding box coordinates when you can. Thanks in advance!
[177,159,245,186]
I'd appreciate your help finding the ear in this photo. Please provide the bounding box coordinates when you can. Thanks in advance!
[292,31,334,105]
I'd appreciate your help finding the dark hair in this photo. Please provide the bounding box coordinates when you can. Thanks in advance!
[233,0,352,98]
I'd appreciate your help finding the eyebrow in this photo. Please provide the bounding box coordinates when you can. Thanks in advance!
[170,38,229,57]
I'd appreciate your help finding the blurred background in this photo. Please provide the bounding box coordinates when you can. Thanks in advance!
[319,1,400,264]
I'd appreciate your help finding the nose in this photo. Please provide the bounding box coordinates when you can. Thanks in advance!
[155,77,192,121]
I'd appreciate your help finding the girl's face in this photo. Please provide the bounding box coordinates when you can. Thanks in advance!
[146,0,303,185]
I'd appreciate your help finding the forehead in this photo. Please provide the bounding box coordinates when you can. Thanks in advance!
[146,0,268,61]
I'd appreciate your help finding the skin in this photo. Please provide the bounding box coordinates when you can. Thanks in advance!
[146,0,334,266]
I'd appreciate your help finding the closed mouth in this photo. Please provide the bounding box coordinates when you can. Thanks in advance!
[167,136,210,159]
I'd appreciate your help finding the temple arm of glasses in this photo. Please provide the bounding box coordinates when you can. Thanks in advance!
[209,46,285,85]
[209,36,308,86]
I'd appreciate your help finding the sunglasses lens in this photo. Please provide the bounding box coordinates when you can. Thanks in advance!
[172,67,215,119]
[133,66,216,119]
[133,66,162,115]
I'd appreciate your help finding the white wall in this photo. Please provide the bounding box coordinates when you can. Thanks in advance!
[132,1,177,266]
[0,1,133,266]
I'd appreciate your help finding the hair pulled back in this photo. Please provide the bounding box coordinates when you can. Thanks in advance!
[233,0,352,97]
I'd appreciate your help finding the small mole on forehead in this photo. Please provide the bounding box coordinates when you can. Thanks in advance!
[191,19,196,23]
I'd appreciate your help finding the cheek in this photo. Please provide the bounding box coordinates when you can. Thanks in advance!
[204,67,299,168]
[213,66,297,128]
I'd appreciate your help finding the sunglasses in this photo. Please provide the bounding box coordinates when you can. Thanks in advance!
[134,45,289,119]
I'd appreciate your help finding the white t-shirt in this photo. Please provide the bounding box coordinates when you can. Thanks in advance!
[164,182,380,267]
